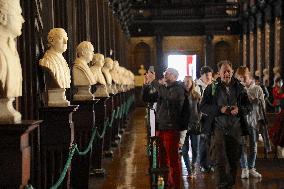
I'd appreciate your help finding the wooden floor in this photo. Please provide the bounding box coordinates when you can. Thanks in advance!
[90,108,284,189]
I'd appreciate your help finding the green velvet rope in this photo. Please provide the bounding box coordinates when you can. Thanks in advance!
[50,144,77,189]
[76,127,97,156]
[31,97,135,189]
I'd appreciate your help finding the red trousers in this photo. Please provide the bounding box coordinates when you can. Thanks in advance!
[157,130,181,189]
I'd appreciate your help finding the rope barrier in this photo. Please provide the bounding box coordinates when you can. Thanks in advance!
[47,97,135,189]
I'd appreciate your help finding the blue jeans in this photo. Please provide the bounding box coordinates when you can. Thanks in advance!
[240,128,258,169]
[182,132,200,173]
[199,134,211,168]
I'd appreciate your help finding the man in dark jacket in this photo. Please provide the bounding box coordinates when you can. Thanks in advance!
[200,61,251,189]
[143,68,184,189]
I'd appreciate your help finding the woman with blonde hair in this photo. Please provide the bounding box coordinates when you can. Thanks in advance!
[180,76,201,179]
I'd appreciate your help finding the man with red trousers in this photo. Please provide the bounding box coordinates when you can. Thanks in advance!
[143,68,184,189]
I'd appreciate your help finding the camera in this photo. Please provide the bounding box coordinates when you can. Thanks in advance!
[227,106,233,111]
[225,106,233,114]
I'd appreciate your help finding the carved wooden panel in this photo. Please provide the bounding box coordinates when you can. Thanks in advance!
[18,0,45,120]
[105,1,111,56]
[98,0,106,54]
[264,23,270,80]
[242,34,247,66]
[256,27,262,74]
[89,0,99,52]
[274,17,281,70]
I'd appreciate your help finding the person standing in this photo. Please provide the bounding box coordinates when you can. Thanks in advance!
[181,76,201,179]
[143,68,184,189]
[196,66,213,172]
[200,61,252,189]
[235,67,265,179]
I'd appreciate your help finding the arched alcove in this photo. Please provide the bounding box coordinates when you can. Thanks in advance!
[133,42,151,74]
[214,40,232,70]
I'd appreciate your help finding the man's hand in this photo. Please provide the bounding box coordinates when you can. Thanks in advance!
[230,105,238,115]
[220,106,228,114]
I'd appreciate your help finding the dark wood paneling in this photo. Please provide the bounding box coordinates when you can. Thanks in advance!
[90,0,100,52]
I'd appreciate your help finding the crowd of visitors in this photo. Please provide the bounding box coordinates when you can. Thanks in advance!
[142,61,284,189]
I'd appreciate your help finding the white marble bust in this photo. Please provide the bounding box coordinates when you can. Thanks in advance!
[102,57,116,94]
[73,41,96,100]
[138,65,146,76]
[0,0,24,123]
[120,67,129,92]
[90,53,109,97]
[110,60,123,92]
[39,28,71,107]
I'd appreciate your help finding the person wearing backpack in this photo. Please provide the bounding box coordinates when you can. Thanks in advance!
[200,61,252,189]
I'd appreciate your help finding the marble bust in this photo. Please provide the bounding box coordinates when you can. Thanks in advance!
[90,53,109,97]
[39,28,71,107]
[273,66,281,80]
[110,60,123,92]
[102,57,116,94]
[138,64,146,75]
[0,0,25,123]
[73,41,96,100]
[263,68,269,86]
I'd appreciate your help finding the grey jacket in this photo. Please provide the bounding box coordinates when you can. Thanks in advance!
[143,80,184,130]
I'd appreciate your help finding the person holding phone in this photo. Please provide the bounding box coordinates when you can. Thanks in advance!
[143,67,184,189]
[200,61,252,189]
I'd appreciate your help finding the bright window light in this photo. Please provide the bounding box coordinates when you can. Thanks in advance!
[167,54,197,81]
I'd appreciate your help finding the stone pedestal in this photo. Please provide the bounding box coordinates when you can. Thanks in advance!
[71,99,99,189]
[107,84,114,94]
[0,120,42,189]
[73,85,94,101]
[47,88,70,107]
[94,84,109,97]
[39,106,78,189]
[0,98,21,123]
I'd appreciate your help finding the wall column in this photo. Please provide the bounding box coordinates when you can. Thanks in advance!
[156,33,164,78]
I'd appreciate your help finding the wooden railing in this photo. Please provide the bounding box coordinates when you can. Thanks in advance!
[132,3,240,20]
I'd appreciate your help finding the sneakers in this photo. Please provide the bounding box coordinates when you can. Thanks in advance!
[200,165,214,173]
[241,168,249,179]
[249,168,262,178]
[241,168,262,179]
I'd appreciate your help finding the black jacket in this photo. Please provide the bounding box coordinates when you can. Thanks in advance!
[200,77,252,135]
[142,80,185,131]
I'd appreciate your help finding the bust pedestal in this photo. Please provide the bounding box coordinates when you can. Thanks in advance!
[112,84,118,94]
[0,120,42,188]
[106,84,114,95]
[39,105,78,189]
[91,97,110,177]
[111,93,122,147]
[73,85,94,101]
[0,98,21,123]
[100,96,114,158]
[71,99,99,188]
[47,88,70,107]
[94,84,109,97]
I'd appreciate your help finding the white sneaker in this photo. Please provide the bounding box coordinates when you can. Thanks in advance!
[249,168,262,178]
[241,168,249,179]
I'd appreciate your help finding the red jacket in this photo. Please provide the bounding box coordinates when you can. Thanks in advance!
[272,86,284,106]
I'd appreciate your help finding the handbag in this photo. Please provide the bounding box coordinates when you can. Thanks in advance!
[188,121,202,135]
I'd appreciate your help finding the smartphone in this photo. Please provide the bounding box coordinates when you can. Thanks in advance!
[148,66,155,73]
